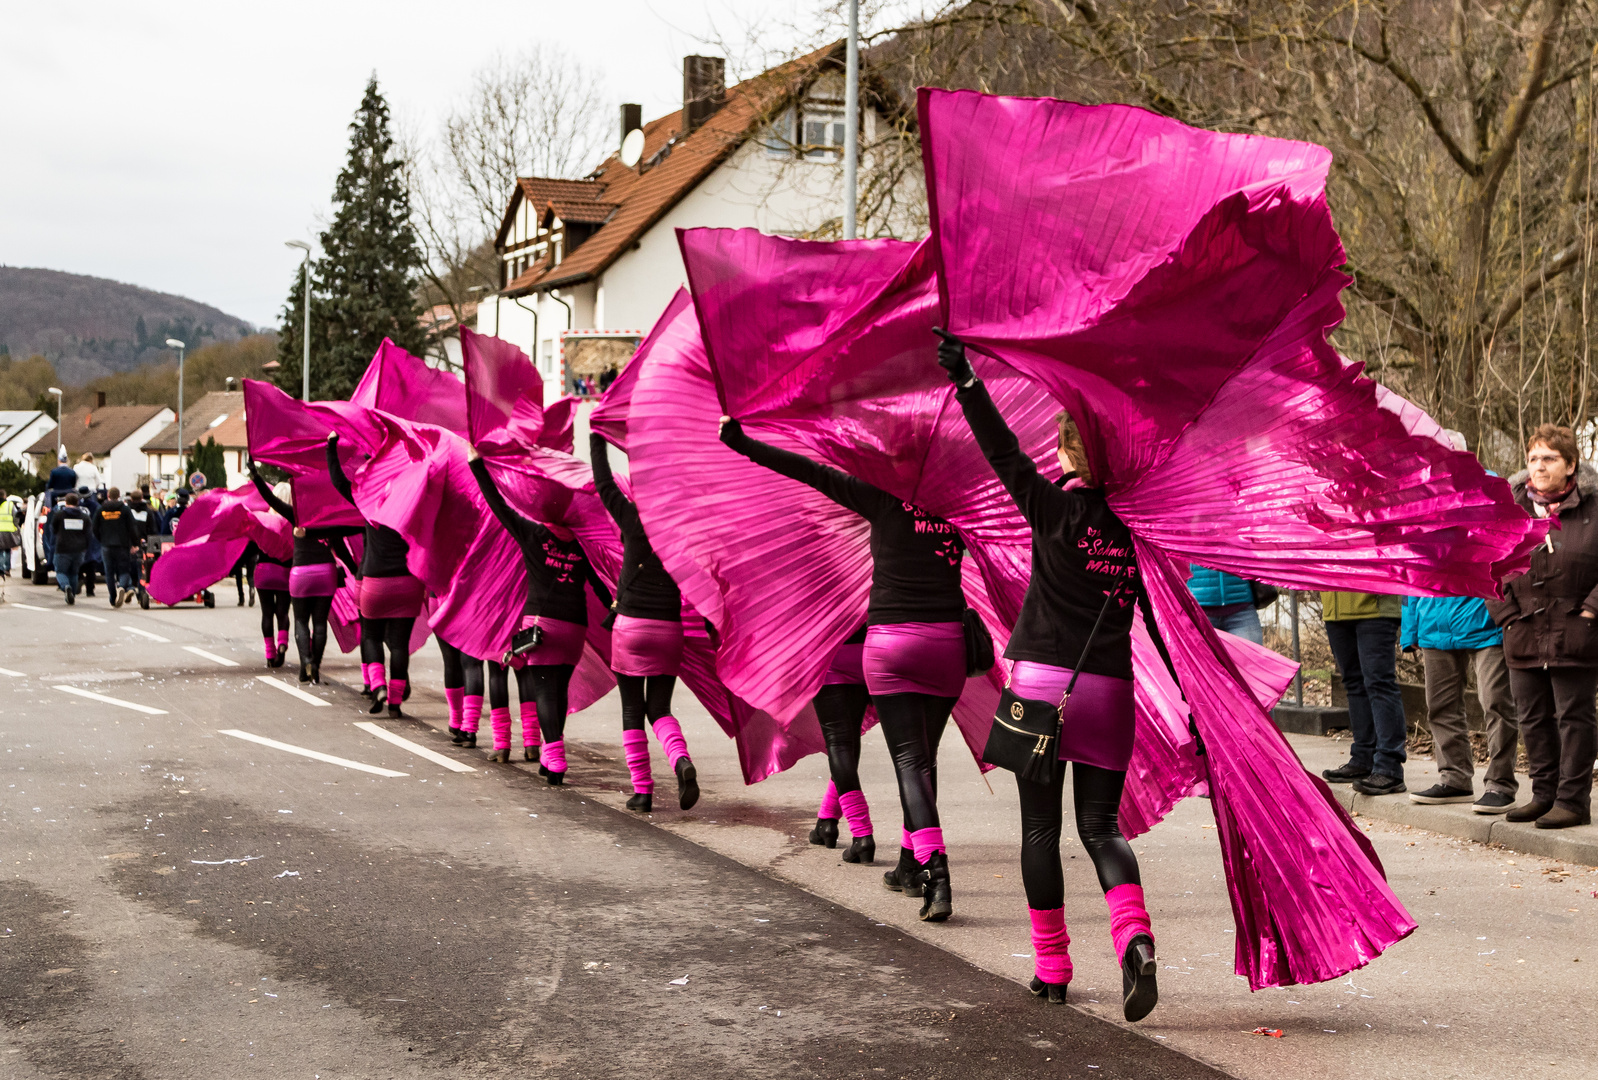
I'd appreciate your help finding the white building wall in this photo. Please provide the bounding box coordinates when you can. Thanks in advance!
[108,409,174,493]
[0,414,57,467]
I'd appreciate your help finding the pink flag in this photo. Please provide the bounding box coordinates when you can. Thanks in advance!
[350,337,469,434]
[148,484,291,605]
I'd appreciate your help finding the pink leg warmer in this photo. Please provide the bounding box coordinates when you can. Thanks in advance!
[902,827,914,854]
[490,707,511,751]
[1106,883,1154,960]
[818,780,842,820]
[387,679,407,707]
[362,661,384,691]
[543,738,567,774]
[623,728,653,794]
[262,637,276,662]
[909,827,945,863]
[1029,908,1073,985]
[275,629,289,651]
[520,702,541,748]
[444,687,465,726]
[462,695,483,734]
[651,715,690,769]
[839,789,873,838]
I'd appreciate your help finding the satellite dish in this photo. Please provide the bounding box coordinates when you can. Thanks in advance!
[620,127,645,168]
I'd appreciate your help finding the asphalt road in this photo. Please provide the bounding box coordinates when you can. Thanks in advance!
[0,589,1231,1079]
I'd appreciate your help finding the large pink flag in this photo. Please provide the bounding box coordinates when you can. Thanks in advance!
[350,338,469,434]
[148,484,292,605]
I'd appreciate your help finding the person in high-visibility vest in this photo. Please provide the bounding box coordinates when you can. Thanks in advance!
[0,490,21,579]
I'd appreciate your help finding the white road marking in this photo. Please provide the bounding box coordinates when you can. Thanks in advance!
[354,722,475,773]
[53,685,167,715]
[218,729,408,777]
[62,611,108,623]
[0,667,25,678]
[123,626,170,642]
[182,646,240,667]
[254,675,331,707]
[10,603,50,612]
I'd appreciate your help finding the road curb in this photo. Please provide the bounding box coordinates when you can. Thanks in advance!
[1326,784,1598,864]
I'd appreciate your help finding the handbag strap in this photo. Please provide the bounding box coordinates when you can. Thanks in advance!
[1060,581,1127,707]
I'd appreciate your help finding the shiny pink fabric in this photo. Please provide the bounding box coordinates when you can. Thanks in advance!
[462,327,576,454]
[350,338,468,434]
[148,485,291,606]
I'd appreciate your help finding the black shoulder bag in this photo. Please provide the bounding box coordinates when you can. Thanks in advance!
[982,582,1125,784]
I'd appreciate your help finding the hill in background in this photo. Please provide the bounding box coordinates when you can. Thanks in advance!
[0,266,256,385]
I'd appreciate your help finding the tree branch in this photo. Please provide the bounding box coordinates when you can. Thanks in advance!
[1332,21,1480,176]
[1488,239,1585,335]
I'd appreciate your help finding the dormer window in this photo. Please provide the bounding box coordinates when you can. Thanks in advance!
[802,108,846,160]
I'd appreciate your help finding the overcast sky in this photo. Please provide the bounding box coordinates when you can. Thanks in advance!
[1,0,871,328]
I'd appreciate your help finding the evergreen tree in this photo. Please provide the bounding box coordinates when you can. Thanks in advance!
[274,261,311,395]
[188,437,228,491]
[275,75,425,401]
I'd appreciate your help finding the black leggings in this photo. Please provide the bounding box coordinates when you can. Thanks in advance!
[233,565,252,603]
[1016,761,1140,911]
[515,664,575,742]
[258,589,290,640]
[616,674,677,732]
[438,638,484,696]
[815,683,871,798]
[291,595,334,667]
[487,660,511,709]
[360,616,416,682]
[873,692,957,834]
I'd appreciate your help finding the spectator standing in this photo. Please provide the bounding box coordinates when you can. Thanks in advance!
[47,493,91,604]
[1186,566,1266,645]
[1488,424,1598,829]
[73,453,101,493]
[0,490,21,580]
[1320,591,1408,795]
[92,487,141,608]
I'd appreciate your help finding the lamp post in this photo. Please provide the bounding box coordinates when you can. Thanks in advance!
[166,338,186,484]
[47,387,63,464]
[843,0,859,240]
[285,240,312,401]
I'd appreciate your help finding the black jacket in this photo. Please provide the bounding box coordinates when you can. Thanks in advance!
[955,378,1139,679]
[49,504,92,555]
[471,458,608,624]
[1487,462,1598,669]
[251,467,358,573]
[589,433,681,621]
[719,420,967,626]
[125,498,156,544]
[327,438,410,577]
[92,499,140,548]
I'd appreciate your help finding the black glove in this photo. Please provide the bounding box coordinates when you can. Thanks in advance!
[718,416,744,447]
[933,327,975,385]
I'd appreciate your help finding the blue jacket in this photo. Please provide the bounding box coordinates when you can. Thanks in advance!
[1187,566,1254,608]
[1400,594,1502,651]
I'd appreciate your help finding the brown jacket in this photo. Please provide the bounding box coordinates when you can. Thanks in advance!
[1487,462,1598,669]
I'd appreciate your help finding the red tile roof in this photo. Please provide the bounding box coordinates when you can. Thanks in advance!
[24,405,169,458]
[502,41,844,297]
[140,392,245,452]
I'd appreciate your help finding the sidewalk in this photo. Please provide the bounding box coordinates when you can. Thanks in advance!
[1289,732,1598,866]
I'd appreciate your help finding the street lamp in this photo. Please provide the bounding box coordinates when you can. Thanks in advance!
[47,387,62,464]
[166,338,186,484]
[285,240,312,401]
[843,0,859,239]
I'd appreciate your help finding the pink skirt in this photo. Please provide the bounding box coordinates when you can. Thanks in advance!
[509,615,587,668]
[822,642,866,686]
[254,562,290,592]
[863,621,966,697]
[610,614,684,677]
[359,574,425,619]
[1010,660,1135,772]
[289,562,339,598]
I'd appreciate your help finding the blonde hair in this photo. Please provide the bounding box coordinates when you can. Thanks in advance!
[1056,411,1095,486]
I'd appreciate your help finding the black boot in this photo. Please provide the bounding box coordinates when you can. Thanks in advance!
[918,852,952,922]
[309,662,321,685]
[490,747,510,763]
[1121,934,1158,1022]
[524,745,539,763]
[268,648,286,669]
[368,687,387,715]
[809,817,839,848]
[842,835,875,865]
[449,725,466,745]
[675,758,700,811]
[881,848,924,897]
[1029,977,1068,1004]
[298,660,310,683]
[387,701,403,719]
[626,792,653,813]
[463,731,477,749]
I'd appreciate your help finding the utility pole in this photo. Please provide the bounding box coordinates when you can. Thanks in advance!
[286,240,312,401]
[843,0,859,240]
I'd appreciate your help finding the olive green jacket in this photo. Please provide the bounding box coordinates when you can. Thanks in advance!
[1320,591,1403,622]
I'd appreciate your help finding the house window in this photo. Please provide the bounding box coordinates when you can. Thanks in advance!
[764,107,795,156]
[801,110,846,161]
[541,339,555,377]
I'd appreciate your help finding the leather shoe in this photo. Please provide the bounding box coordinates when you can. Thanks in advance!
[1534,805,1591,830]
[1505,800,1553,823]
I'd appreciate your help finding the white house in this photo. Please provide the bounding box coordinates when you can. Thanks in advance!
[475,44,917,403]
[22,401,174,494]
[140,391,249,490]
[0,410,56,469]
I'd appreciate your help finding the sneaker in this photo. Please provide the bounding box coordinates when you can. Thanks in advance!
[65,589,75,606]
[1409,783,1473,804]
[1473,791,1516,814]
[1352,773,1406,796]
[1322,761,1371,783]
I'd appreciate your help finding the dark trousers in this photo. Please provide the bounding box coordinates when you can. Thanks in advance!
[1326,617,1407,779]
[1508,666,1598,815]
[105,549,136,590]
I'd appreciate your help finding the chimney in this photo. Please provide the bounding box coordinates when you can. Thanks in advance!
[682,56,726,135]
[96,391,106,409]
[620,103,642,151]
